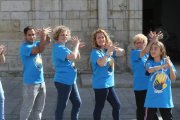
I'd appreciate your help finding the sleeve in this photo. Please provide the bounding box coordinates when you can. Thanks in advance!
[145,60,153,70]
[90,50,102,65]
[55,46,71,61]
[20,44,33,56]
[167,62,177,76]
[130,50,141,62]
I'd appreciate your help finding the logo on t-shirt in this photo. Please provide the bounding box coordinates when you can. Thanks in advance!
[151,71,168,93]
[34,55,42,70]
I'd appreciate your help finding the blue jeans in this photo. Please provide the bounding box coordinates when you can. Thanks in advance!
[0,80,5,120]
[54,82,82,120]
[93,87,121,120]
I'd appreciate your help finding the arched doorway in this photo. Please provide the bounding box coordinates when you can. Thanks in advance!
[143,0,180,63]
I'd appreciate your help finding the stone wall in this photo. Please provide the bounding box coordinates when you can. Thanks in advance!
[0,0,143,76]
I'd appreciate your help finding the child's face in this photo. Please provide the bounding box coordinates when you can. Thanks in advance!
[134,39,145,50]
[150,44,162,58]
[96,32,106,48]
[58,30,69,43]
[25,29,36,43]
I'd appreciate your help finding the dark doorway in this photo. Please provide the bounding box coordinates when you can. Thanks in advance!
[143,0,180,63]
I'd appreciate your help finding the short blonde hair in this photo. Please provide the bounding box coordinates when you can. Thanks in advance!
[91,29,112,49]
[53,25,71,41]
[133,34,148,46]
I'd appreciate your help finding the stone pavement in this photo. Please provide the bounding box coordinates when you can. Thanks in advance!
[1,72,180,120]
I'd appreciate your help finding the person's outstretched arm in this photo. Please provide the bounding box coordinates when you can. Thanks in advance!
[31,27,52,54]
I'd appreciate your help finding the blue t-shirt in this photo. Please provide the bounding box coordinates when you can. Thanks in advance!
[52,43,77,85]
[19,41,44,84]
[144,59,176,108]
[90,48,116,89]
[130,50,149,90]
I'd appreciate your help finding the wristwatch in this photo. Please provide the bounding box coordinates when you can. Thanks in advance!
[105,53,110,58]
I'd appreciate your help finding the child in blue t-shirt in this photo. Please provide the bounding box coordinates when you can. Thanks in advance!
[90,29,125,120]
[144,41,176,120]
[52,25,85,120]
[130,32,161,120]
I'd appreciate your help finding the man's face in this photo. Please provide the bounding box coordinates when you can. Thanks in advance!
[25,29,36,43]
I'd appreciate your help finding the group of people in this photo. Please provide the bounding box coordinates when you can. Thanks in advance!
[0,25,176,120]
[130,32,176,120]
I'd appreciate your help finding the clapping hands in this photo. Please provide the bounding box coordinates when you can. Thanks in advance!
[36,27,52,37]
[71,36,85,49]
[148,31,163,42]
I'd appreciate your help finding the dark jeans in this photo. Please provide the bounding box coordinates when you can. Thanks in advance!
[145,108,173,120]
[54,82,82,120]
[134,90,147,120]
[93,87,121,120]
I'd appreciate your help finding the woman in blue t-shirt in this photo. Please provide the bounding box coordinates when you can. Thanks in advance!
[52,25,85,120]
[144,41,176,120]
[130,32,160,120]
[90,29,125,120]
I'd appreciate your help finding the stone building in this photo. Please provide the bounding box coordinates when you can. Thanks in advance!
[0,0,179,76]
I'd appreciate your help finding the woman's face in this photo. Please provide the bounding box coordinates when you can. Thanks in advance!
[58,30,69,43]
[96,32,106,48]
[150,44,162,58]
[134,39,145,50]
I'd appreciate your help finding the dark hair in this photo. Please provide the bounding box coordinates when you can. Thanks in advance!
[24,26,34,35]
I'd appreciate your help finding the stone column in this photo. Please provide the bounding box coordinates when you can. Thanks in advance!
[127,0,143,70]
[98,0,108,29]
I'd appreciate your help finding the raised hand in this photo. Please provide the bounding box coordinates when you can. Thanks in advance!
[0,45,6,55]
[71,36,80,46]
[79,42,85,48]
[148,31,163,42]
[113,42,120,48]
[106,44,116,56]
[166,56,172,68]
[36,27,52,37]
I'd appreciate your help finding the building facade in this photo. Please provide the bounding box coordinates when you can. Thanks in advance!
[0,0,144,76]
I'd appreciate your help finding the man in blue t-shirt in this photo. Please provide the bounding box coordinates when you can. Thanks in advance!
[19,26,51,120]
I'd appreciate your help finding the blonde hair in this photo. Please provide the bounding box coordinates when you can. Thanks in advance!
[53,25,71,41]
[132,34,148,47]
[91,29,112,49]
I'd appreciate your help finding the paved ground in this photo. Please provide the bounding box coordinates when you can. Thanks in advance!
[1,72,180,120]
